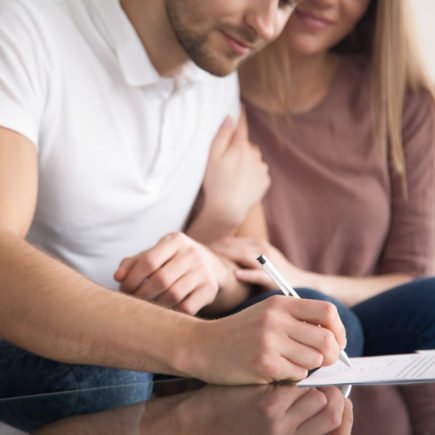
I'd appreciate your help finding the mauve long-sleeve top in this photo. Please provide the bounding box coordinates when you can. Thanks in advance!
[244,56,435,277]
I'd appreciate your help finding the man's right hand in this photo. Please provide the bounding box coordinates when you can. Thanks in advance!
[184,295,347,385]
[114,232,229,315]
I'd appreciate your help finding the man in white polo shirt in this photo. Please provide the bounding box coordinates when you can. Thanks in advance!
[0,0,347,393]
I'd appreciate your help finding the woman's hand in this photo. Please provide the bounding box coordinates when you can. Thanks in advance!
[187,110,270,243]
[211,236,308,289]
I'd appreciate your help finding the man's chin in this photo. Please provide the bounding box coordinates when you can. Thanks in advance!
[195,56,244,77]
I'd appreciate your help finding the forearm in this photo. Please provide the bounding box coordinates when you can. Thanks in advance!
[0,230,198,376]
[188,200,268,245]
[300,270,413,307]
[236,204,269,239]
[186,193,240,244]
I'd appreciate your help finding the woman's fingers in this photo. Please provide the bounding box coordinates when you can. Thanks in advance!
[235,268,275,288]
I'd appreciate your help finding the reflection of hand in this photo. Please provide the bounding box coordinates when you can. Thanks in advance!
[211,237,307,288]
[35,383,353,435]
[330,398,353,435]
[199,110,270,231]
[172,384,353,435]
[114,232,228,315]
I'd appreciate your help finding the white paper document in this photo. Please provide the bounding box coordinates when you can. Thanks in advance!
[297,353,435,387]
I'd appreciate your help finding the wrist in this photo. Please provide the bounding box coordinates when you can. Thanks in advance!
[187,202,239,244]
[212,253,233,289]
[172,315,210,380]
[201,194,244,231]
[299,269,323,292]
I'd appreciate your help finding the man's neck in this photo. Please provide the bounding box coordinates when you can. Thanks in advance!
[120,0,188,77]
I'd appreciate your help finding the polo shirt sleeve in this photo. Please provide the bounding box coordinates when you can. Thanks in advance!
[0,1,49,149]
[377,91,435,277]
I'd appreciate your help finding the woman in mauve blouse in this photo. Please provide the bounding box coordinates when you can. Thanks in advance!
[205,0,435,433]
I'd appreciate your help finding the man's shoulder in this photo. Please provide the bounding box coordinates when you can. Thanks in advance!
[0,0,70,58]
[0,0,62,28]
[0,0,51,14]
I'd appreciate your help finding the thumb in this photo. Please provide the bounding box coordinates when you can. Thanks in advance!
[234,269,275,288]
[231,106,248,147]
[210,116,234,157]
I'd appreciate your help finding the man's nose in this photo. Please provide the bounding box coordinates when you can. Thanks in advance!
[244,1,278,43]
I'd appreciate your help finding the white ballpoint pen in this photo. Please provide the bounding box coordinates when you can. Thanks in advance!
[257,255,353,368]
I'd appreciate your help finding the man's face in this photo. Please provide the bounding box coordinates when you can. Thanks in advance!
[165,0,296,76]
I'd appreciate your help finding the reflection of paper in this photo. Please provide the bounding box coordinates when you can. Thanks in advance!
[298,353,435,387]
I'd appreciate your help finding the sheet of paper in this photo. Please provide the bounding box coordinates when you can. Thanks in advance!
[297,353,435,387]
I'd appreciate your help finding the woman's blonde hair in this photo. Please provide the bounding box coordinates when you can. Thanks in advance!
[242,0,434,183]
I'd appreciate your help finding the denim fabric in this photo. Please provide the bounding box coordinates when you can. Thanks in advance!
[0,341,152,399]
[352,277,435,355]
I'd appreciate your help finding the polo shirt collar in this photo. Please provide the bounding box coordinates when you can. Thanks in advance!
[88,0,209,87]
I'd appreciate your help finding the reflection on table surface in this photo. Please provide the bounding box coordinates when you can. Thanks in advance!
[0,378,353,435]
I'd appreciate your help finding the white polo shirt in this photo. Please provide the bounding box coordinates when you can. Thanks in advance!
[0,0,239,289]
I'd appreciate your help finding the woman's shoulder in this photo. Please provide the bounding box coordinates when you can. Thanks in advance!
[402,88,435,138]
[404,87,435,116]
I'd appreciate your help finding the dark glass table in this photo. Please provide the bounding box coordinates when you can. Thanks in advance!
[0,378,353,434]
[1,377,434,434]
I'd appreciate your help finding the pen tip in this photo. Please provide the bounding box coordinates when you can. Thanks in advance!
[257,255,266,265]
[340,351,353,368]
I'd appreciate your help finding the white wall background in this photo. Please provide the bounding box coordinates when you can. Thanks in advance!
[411,0,435,82]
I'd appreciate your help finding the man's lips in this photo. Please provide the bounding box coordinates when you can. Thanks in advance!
[221,31,255,55]
[294,9,335,29]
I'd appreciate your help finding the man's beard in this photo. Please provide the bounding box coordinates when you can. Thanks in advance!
[165,0,238,77]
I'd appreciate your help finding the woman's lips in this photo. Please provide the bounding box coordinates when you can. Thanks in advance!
[294,9,335,30]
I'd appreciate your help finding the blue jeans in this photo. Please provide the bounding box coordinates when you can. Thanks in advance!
[0,342,152,399]
[352,277,435,355]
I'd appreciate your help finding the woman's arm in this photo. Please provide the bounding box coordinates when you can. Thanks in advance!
[186,112,270,244]
[211,237,413,307]
[377,92,435,278]
[236,203,269,239]
[183,111,271,313]
[295,270,412,307]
